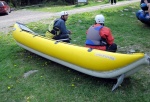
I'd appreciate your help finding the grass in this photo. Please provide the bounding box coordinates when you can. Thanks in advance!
[25,0,111,12]
[0,2,150,102]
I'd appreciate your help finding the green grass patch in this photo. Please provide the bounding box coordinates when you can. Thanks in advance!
[25,0,109,12]
[0,3,150,102]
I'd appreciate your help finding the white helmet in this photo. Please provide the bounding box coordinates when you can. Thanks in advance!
[60,11,68,16]
[95,14,105,23]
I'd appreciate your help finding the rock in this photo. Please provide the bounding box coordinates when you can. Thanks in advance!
[123,9,129,11]
[23,70,38,78]
[129,49,135,53]
[78,20,82,23]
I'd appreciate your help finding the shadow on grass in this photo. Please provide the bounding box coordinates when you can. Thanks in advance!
[18,50,143,92]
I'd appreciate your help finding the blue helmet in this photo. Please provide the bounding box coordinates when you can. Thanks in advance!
[141,3,148,11]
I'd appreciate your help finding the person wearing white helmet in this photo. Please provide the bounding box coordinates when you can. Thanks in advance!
[50,11,71,43]
[85,14,117,52]
[111,0,116,5]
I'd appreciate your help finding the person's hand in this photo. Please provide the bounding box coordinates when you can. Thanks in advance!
[147,3,150,7]
[68,30,72,34]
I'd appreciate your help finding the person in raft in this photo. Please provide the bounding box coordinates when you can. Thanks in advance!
[50,11,72,43]
[85,14,117,52]
[140,0,150,19]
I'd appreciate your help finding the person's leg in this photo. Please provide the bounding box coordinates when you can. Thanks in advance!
[147,3,150,17]
[106,43,117,52]
[52,35,59,40]
[139,12,149,24]
[114,0,116,4]
[63,40,70,43]
[136,10,143,20]
[110,0,113,5]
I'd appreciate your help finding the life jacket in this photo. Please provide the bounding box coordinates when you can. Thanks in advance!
[86,25,106,46]
[45,19,60,39]
[50,19,60,36]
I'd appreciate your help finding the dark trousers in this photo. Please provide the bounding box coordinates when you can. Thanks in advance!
[106,43,117,52]
[111,0,116,4]
[53,34,70,43]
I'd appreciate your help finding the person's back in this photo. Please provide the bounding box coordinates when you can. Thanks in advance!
[85,14,117,52]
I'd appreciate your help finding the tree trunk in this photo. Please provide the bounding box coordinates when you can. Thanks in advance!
[27,0,30,5]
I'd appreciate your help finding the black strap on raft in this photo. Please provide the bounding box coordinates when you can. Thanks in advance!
[88,48,93,52]
[50,19,60,35]
[50,27,60,35]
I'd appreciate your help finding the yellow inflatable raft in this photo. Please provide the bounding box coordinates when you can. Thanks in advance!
[12,22,150,91]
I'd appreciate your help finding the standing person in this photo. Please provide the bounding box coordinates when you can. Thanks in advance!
[85,14,117,52]
[111,0,116,5]
[140,0,150,18]
[50,11,72,43]
[11,0,17,8]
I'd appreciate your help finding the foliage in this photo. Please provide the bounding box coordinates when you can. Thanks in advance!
[26,0,107,12]
[8,0,110,7]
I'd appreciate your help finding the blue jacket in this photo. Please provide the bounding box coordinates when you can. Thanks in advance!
[54,18,70,35]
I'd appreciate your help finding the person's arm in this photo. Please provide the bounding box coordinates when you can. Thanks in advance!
[144,0,150,17]
[100,27,114,45]
[60,20,70,34]
[144,0,148,4]
[54,19,69,34]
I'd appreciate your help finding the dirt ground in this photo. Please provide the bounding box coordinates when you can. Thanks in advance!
[0,9,55,33]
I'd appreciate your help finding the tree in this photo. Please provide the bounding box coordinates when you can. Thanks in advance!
[65,0,76,4]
